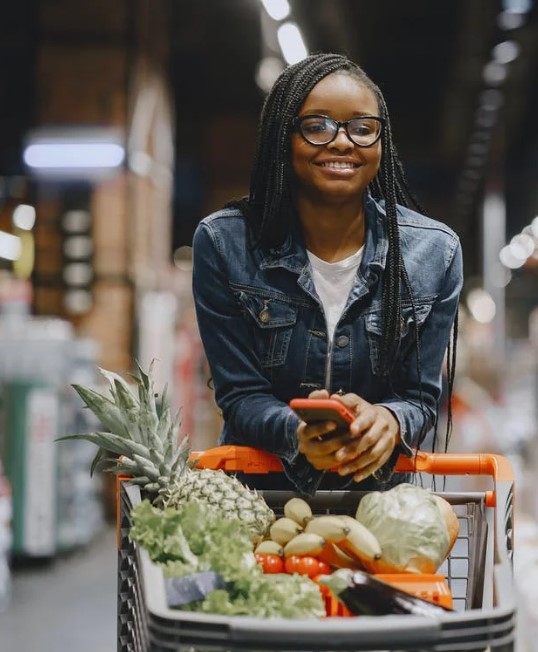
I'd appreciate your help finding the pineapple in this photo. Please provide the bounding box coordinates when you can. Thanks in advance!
[60,361,275,542]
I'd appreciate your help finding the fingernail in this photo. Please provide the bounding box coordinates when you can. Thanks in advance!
[335,449,346,461]
[353,474,364,483]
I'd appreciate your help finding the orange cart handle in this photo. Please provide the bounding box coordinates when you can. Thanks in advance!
[394,450,514,483]
[190,445,283,473]
[191,446,514,483]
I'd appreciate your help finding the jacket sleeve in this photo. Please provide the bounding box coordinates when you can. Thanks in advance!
[376,235,463,455]
[192,221,302,465]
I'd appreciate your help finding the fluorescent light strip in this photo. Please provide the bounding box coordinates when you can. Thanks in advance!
[260,0,290,21]
[24,143,125,169]
[277,22,308,65]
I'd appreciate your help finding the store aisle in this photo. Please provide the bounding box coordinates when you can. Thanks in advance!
[0,524,116,652]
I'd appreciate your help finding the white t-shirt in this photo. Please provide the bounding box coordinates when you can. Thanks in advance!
[307,247,364,342]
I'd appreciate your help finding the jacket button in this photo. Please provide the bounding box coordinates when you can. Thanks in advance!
[335,335,349,348]
[259,309,270,323]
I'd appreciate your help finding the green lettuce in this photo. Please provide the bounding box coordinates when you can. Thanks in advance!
[129,499,325,618]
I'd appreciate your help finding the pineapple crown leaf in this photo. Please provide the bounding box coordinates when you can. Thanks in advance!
[160,382,169,409]
[130,358,154,393]
[90,447,106,477]
[72,383,132,440]
[58,431,151,461]
[113,378,139,411]
[132,362,158,417]
[98,367,137,403]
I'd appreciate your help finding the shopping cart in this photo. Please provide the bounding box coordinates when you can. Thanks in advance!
[117,447,516,652]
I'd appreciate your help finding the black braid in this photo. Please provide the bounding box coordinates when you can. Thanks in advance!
[226,52,457,453]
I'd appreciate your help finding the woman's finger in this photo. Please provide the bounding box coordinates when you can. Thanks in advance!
[336,432,393,476]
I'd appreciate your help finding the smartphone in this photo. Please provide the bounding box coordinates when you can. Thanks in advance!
[289,398,355,430]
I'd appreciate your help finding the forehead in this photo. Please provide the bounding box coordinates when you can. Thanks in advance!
[300,72,379,116]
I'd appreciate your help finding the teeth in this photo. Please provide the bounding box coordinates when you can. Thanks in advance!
[320,161,355,169]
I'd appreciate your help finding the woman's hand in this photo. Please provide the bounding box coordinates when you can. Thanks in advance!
[296,389,401,482]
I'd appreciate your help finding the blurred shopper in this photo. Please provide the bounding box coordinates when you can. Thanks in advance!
[192,53,462,494]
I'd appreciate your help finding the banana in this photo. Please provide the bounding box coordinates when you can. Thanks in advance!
[269,517,303,545]
[255,540,284,556]
[336,515,382,563]
[284,497,313,526]
[284,532,325,557]
[305,515,350,542]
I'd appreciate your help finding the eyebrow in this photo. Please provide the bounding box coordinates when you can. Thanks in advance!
[298,111,380,118]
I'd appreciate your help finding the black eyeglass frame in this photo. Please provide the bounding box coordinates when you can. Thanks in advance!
[292,114,385,148]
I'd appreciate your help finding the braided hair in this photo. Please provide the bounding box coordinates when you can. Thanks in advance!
[228,52,457,451]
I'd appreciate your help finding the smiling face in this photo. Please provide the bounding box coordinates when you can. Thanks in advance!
[290,72,382,205]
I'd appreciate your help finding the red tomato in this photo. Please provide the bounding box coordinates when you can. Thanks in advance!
[285,555,325,578]
[316,560,331,576]
[284,555,303,574]
[255,553,284,574]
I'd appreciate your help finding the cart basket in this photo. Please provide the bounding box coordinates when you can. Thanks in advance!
[117,448,516,652]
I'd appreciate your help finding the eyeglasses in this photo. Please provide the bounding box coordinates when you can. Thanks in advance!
[293,114,384,147]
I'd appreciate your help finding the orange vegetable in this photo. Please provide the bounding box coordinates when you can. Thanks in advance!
[255,552,285,574]
[285,555,331,578]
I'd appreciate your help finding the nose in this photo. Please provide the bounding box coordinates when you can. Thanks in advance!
[328,126,354,150]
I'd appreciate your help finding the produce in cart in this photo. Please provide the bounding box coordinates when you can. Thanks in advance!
[355,483,460,574]
[319,569,453,616]
[128,497,325,618]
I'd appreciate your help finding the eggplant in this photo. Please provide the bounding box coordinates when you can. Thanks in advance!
[318,569,453,617]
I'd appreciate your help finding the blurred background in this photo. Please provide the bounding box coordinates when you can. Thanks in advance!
[0,0,538,650]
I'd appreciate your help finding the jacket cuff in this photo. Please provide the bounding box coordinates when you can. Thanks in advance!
[375,400,420,457]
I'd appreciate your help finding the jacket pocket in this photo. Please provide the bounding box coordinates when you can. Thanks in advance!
[364,301,433,375]
[236,291,298,368]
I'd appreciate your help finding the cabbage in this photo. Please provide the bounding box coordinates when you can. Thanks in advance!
[355,483,449,574]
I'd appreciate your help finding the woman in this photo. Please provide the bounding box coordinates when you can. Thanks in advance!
[192,53,462,494]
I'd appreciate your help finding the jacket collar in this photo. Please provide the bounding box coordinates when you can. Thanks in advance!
[259,193,389,275]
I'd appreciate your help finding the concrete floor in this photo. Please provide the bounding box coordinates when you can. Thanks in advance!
[0,524,116,652]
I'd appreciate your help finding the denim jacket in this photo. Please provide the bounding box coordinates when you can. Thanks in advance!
[192,194,463,494]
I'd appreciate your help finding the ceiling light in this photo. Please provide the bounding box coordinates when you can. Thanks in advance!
[479,89,504,110]
[260,0,290,21]
[23,127,125,178]
[511,233,535,257]
[24,143,124,169]
[492,40,520,64]
[255,57,285,93]
[12,204,36,231]
[497,11,526,29]
[0,230,22,261]
[466,288,496,324]
[277,22,308,65]
[502,0,532,13]
[63,289,93,314]
[482,61,508,86]
[62,210,91,233]
[63,236,93,259]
